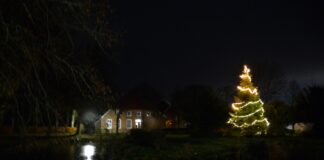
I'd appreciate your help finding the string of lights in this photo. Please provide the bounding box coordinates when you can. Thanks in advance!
[227,65,270,134]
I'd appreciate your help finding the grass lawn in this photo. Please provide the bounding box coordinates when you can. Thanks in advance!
[102,134,324,160]
[1,133,324,160]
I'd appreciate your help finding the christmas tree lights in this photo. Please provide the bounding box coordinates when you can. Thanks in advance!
[237,86,258,95]
[227,65,270,135]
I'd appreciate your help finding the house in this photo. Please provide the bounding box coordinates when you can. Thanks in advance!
[95,108,163,133]
[95,85,186,133]
[95,103,188,133]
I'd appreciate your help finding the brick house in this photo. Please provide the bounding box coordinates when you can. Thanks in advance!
[96,108,163,133]
[95,85,185,133]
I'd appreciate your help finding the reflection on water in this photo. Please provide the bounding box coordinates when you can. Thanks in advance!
[81,143,96,160]
[0,139,103,160]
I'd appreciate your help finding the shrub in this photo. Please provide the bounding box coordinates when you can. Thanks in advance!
[126,129,165,148]
[239,139,268,160]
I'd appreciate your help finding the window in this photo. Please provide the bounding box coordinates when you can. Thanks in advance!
[135,119,142,128]
[137,111,141,117]
[118,118,122,129]
[146,112,151,117]
[106,119,112,129]
[126,111,132,117]
[126,119,132,129]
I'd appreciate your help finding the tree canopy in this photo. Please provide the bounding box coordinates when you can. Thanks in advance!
[295,86,324,135]
[171,85,227,136]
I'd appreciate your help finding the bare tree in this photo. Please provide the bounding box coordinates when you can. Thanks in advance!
[286,80,301,106]
[251,61,287,102]
[0,0,116,132]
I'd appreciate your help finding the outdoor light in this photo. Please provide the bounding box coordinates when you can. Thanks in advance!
[286,124,293,130]
[83,111,97,122]
[82,144,96,160]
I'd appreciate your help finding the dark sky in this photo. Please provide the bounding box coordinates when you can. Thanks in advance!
[110,0,324,95]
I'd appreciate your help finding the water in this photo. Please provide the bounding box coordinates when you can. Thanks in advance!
[81,143,96,160]
[0,139,103,160]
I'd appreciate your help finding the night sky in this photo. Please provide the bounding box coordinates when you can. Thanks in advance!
[110,0,324,95]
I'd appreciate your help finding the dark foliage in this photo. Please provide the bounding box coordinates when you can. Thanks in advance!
[126,129,165,147]
[239,139,268,160]
[250,61,287,102]
[171,85,227,136]
[264,101,291,136]
[119,84,163,111]
[295,86,324,136]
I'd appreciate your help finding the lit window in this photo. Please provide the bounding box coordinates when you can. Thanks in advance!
[118,118,122,129]
[106,119,112,129]
[126,119,132,129]
[146,112,151,117]
[135,119,142,128]
[126,111,132,117]
[137,111,141,117]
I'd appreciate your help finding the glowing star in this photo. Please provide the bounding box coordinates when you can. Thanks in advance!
[239,65,252,81]
[227,65,270,135]
[243,65,250,74]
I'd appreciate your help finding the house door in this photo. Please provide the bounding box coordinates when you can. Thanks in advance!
[135,119,142,128]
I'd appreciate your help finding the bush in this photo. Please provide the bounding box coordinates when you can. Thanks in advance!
[162,128,188,134]
[0,127,13,135]
[126,129,165,148]
[239,139,268,160]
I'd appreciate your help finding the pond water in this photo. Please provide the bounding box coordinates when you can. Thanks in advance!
[81,143,96,160]
[1,140,104,160]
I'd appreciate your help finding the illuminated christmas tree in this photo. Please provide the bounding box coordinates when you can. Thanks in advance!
[227,65,270,135]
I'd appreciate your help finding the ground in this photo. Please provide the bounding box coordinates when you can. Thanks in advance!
[1,134,324,160]
[103,134,324,160]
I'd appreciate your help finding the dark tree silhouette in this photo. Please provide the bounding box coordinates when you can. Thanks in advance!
[171,85,227,136]
[251,61,287,102]
[295,86,324,135]
[119,84,163,111]
[286,80,301,107]
[264,100,291,135]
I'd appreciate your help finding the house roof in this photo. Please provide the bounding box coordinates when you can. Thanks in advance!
[97,109,113,121]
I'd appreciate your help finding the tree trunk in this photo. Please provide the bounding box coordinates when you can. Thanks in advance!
[115,109,120,134]
[71,109,77,127]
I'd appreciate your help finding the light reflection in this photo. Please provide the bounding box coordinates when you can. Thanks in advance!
[81,143,96,160]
